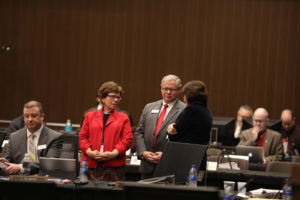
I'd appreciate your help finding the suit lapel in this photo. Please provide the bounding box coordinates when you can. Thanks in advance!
[96,109,104,129]
[105,110,117,127]
[37,126,48,156]
[149,101,163,142]
[20,129,27,157]
[38,126,47,146]
[263,129,271,154]
[157,99,180,136]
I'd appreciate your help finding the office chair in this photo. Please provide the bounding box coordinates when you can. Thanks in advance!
[292,156,300,163]
[60,133,79,177]
[266,161,300,173]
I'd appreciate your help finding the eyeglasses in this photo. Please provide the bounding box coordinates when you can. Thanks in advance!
[253,119,265,124]
[107,95,122,101]
[161,88,178,92]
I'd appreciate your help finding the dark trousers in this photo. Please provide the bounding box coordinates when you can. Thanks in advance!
[88,163,125,181]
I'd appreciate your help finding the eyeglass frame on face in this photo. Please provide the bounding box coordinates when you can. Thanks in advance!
[252,119,265,124]
[106,94,122,101]
[161,87,179,92]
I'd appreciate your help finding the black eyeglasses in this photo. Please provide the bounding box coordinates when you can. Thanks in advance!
[107,95,122,101]
[252,119,265,124]
[161,88,178,92]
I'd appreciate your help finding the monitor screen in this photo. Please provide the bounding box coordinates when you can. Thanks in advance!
[154,141,207,184]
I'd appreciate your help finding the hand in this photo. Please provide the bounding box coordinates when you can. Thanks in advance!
[251,126,260,141]
[86,148,101,160]
[153,151,163,163]
[4,163,21,174]
[167,123,177,135]
[142,151,160,164]
[263,158,267,165]
[99,149,119,161]
[0,159,8,170]
[0,157,8,163]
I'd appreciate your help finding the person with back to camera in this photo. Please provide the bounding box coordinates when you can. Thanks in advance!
[79,81,132,181]
[167,80,212,173]
[167,80,212,144]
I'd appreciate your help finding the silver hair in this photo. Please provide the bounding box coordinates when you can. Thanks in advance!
[160,74,182,88]
[237,105,253,116]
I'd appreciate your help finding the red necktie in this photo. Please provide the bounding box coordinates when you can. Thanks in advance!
[153,104,168,146]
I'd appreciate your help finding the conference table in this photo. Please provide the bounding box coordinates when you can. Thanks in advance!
[205,169,289,191]
[124,163,289,191]
[0,179,220,200]
[0,163,290,200]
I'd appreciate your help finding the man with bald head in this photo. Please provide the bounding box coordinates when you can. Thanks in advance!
[239,108,283,163]
[280,109,300,155]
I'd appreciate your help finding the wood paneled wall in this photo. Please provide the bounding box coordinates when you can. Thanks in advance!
[0,0,299,125]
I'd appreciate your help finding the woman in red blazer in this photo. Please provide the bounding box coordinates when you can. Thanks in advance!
[79,81,132,181]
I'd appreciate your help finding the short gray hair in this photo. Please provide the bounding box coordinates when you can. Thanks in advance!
[237,105,253,116]
[160,74,182,88]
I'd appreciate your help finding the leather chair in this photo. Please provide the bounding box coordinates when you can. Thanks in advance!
[266,161,300,173]
[292,156,300,163]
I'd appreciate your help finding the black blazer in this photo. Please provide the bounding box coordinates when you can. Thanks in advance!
[221,119,252,146]
[169,102,212,145]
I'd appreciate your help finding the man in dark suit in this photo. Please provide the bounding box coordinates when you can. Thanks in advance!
[222,105,253,146]
[277,109,300,157]
[135,74,186,179]
[0,100,63,175]
[3,115,25,139]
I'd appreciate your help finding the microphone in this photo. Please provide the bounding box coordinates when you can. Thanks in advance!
[0,45,11,54]
[217,148,233,170]
[237,176,255,194]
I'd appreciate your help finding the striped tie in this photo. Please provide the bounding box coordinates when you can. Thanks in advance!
[28,134,37,162]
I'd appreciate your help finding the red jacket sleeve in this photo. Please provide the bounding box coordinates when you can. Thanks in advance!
[114,116,132,155]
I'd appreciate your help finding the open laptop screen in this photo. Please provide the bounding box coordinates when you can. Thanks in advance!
[236,146,265,163]
[154,141,207,184]
[39,157,77,180]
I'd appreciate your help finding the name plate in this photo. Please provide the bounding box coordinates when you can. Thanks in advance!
[9,175,48,182]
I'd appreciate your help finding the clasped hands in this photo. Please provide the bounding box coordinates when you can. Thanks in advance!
[0,157,21,174]
[86,148,119,162]
[141,151,162,164]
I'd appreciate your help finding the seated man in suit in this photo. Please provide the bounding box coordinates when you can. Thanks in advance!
[279,109,300,156]
[222,105,253,146]
[0,100,63,175]
[239,107,284,164]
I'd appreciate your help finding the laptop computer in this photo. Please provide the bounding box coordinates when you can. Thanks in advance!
[39,157,77,180]
[153,141,207,184]
[236,146,265,163]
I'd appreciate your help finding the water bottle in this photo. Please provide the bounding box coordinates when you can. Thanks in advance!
[187,165,198,187]
[79,158,88,183]
[22,153,31,175]
[65,119,72,131]
[224,181,235,200]
[282,178,292,200]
